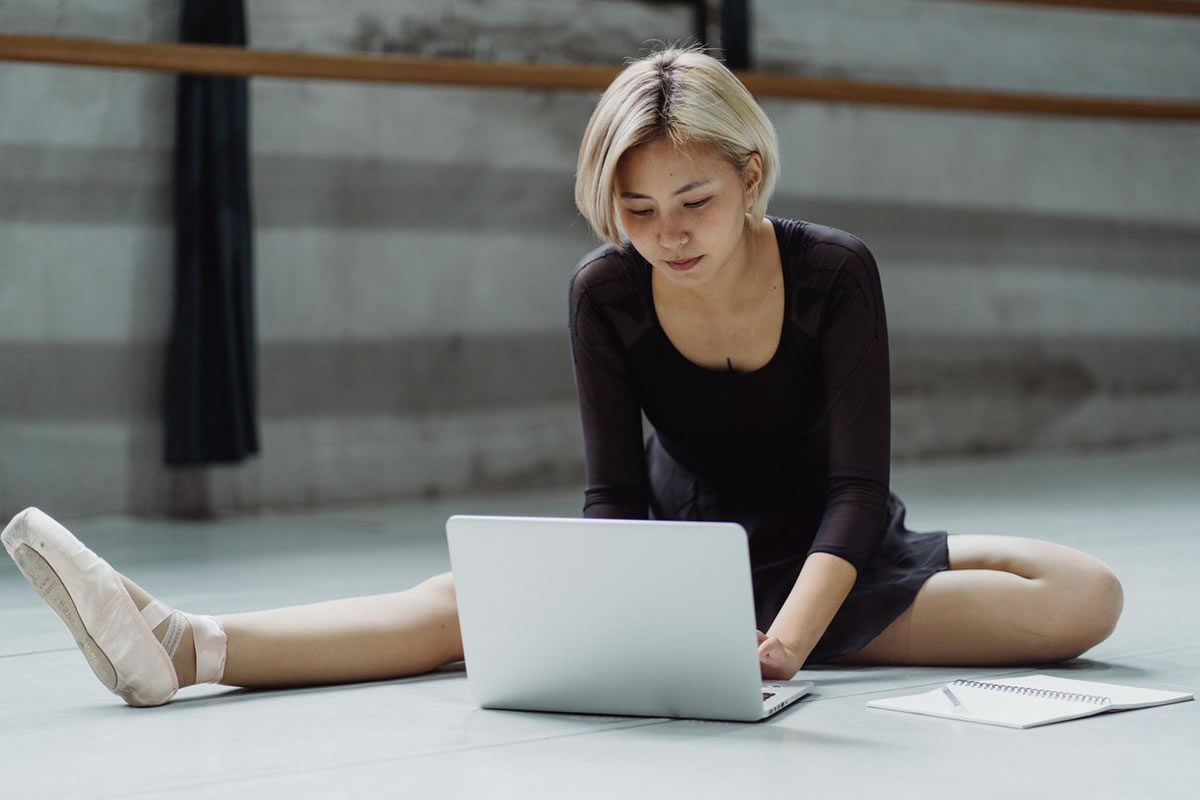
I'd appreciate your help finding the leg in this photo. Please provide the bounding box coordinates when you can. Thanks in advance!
[838,535,1123,666]
[122,572,462,690]
[213,573,462,688]
[5,506,462,705]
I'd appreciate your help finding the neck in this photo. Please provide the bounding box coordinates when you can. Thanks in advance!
[665,216,761,312]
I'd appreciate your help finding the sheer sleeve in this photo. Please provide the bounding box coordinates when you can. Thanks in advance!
[568,255,651,519]
[806,234,891,572]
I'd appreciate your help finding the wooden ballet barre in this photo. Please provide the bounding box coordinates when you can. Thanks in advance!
[1,33,1198,120]
[0,33,614,90]
[950,0,1200,16]
[739,72,1200,118]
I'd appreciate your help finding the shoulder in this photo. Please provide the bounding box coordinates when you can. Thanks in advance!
[568,242,652,325]
[771,217,885,326]
[571,243,640,297]
[771,216,878,277]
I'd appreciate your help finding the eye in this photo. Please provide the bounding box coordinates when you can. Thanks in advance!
[684,198,711,209]
[627,208,654,217]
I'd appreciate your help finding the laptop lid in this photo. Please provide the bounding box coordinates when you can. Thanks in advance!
[446,515,789,722]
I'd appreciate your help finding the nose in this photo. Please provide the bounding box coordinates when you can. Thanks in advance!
[658,216,689,251]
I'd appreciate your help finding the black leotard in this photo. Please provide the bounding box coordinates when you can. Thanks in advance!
[568,217,948,661]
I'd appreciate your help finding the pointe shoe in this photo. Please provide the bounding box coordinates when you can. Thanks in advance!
[2,507,225,707]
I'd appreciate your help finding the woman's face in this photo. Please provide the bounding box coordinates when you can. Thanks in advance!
[614,138,759,290]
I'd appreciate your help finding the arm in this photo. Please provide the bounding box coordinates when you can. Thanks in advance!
[568,259,651,519]
[760,235,892,677]
[759,553,857,678]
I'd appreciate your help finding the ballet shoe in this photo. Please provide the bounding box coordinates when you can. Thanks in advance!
[2,507,226,707]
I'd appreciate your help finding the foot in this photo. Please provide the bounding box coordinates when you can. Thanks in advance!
[3,507,201,705]
[119,575,198,688]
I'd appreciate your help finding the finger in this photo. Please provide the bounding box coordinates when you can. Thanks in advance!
[756,630,768,645]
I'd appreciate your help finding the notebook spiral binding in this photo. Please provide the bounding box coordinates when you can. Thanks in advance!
[951,679,1109,706]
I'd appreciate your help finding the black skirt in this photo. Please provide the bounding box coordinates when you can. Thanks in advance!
[647,434,949,663]
[746,495,948,662]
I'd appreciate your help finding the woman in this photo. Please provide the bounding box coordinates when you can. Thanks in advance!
[567,48,1122,679]
[2,48,1122,707]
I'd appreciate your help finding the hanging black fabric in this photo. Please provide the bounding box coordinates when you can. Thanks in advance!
[165,0,259,465]
[719,0,751,69]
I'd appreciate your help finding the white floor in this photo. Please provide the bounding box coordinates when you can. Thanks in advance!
[2,443,1198,799]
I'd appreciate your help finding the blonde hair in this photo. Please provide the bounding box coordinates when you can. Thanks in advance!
[575,47,779,247]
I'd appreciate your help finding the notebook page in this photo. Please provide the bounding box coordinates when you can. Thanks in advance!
[867,684,1101,728]
[980,675,1193,710]
[869,675,1192,728]
[947,681,1105,728]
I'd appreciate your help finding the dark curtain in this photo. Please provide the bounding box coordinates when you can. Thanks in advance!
[642,1,751,67]
[165,0,259,465]
[720,0,751,69]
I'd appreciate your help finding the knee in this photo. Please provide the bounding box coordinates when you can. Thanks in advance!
[1080,562,1123,643]
[416,572,458,616]
[1046,561,1124,659]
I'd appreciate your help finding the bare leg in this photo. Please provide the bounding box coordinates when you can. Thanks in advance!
[837,535,1123,666]
[122,572,462,689]
[217,573,462,688]
[6,507,464,705]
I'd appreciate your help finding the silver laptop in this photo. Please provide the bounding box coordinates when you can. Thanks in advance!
[445,515,812,722]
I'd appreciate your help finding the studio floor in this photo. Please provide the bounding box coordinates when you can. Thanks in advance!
[2,442,1198,799]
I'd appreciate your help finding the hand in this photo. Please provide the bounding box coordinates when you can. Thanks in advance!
[757,630,803,681]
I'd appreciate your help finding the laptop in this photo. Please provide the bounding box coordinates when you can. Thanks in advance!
[445,515,812,722]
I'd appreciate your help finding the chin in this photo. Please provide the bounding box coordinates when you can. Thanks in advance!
[659,265,715,287]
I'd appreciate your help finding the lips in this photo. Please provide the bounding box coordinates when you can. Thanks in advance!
[666,256,702,272]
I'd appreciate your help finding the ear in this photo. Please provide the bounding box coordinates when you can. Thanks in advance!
[743,152,764,207]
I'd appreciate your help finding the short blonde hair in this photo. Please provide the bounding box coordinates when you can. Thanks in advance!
[575,47,780,247]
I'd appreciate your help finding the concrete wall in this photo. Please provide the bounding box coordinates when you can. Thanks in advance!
[752,0,1200,458]
[1,1,1197,519]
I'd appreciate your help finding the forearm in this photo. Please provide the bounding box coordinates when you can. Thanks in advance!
[765,552,858,666]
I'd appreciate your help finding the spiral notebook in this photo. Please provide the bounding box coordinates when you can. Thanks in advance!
[868,674,1192,729]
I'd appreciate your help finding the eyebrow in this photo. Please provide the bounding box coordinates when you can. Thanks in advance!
[619,178,713,200]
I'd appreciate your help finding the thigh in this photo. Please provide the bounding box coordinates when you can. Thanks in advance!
[835,535,1123,666]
